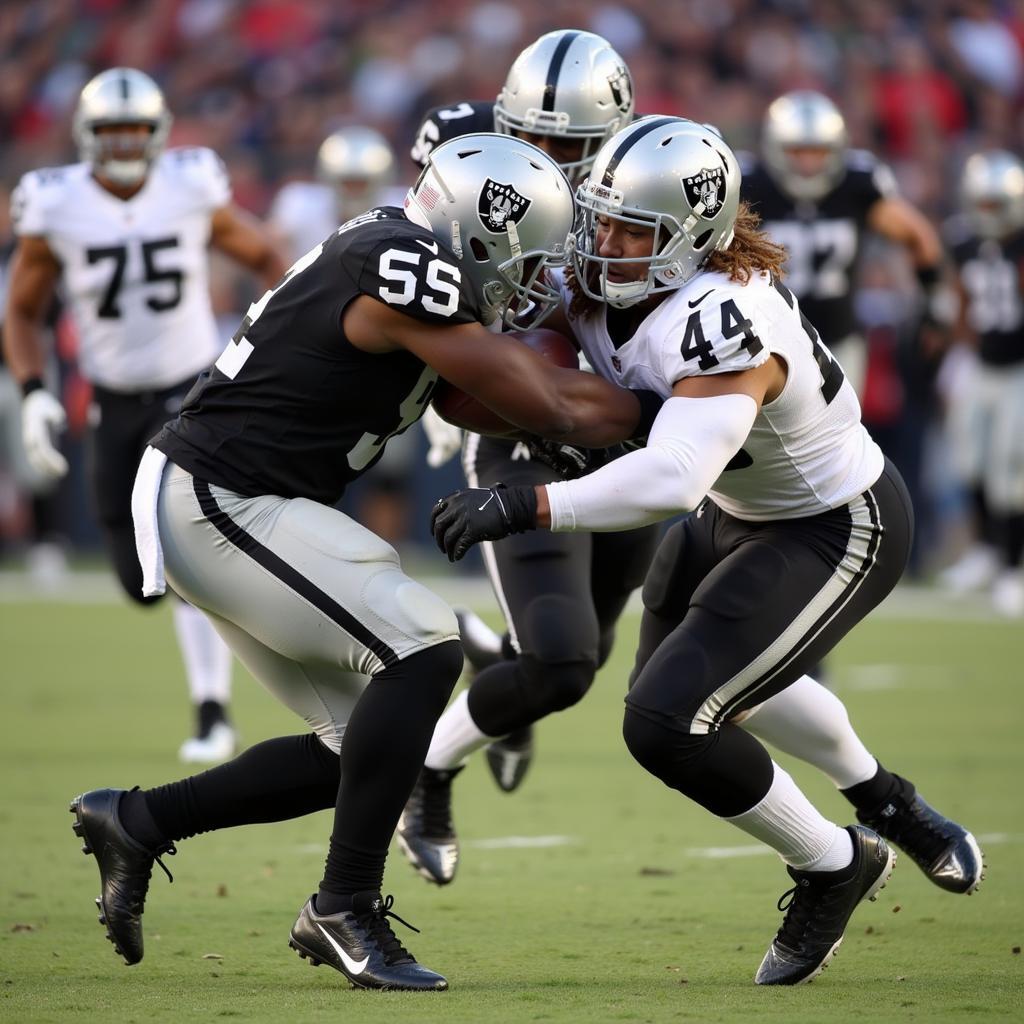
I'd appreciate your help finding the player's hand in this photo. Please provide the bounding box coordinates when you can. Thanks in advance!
[525,438,626,480]
[421,405,464,468]
[21,389,68,479]
[431,484,538,562]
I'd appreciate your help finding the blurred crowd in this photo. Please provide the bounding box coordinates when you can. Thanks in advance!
[2,0,1024,575]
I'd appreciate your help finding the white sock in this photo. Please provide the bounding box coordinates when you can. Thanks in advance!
[740,675,878,789]
[172,600,232,705]
[725,762,854,872]
[424,689,492,770]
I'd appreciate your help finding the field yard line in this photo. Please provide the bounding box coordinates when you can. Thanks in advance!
[467,835,575,849]
[0,570,1015,622]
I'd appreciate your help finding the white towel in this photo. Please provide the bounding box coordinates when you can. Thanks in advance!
[132,445,169,597]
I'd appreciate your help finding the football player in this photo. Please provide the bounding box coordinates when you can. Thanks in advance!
[431,118,983,986]
[741,90,944,397]
[403,30,659,850]
[66,133,658,991]
[269,125,402,263]
[942,150,1024,616]
[4,68,286,761]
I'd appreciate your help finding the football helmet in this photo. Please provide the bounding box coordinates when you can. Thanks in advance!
[960,150,1024,239]
[73,68,172,187]
[573,117,741,307]
[494,29,634,185]
[404,132,575,329]
[762,90,847,202]
[317,126,396,218]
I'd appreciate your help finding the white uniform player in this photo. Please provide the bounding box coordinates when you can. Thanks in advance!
[4,68,285,761]
[430,117,982,987]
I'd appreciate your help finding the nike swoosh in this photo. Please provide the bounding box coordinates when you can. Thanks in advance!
[316,923,369,976]
[688,289,714,308]
[417,239,439,254]
[478,492,496,511]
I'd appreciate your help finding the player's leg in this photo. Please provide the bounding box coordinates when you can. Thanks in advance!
[72,462,459,988]
[90,384,235,759]
[622,463,911,984]
[986,363,1024,616]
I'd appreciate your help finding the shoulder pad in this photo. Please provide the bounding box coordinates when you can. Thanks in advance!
[162,146,232,208]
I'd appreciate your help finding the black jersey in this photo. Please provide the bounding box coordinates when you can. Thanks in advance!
[153,208,484,504]
[949,225,1024,367]
[411,101,496,169]
[740,150,896,343]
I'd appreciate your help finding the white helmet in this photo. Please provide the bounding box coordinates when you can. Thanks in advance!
[762,90,847,202]
[73,68,172,186]
[317,126,396,218]
[573,117,741,308]
[404,132,575,329]
[961,150,1024,239]
[494,29,634,185]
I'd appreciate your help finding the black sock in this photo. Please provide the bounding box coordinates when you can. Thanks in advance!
[143,733,340,842]
[318,841,385,912]
[197,700,228,738]
[119,788,168,850]
[841,765,912,813]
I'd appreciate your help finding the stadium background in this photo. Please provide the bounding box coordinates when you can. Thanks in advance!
[1,3,1022,1022]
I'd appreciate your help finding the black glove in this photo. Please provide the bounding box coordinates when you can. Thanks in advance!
[525,437,595,479]
[431,483,538,562]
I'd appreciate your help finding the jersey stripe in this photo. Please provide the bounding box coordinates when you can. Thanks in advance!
[601,116,678,187]
[192,478,400,669]
[542,31,580,112]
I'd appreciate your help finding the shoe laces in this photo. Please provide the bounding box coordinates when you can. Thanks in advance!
[357,894,419,966]
[774,877,818,951]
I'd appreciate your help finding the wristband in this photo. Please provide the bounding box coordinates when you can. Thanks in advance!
[503,483,539,532]
[915,264,941,290]
[629,388,663,440]
[21,377,44,398]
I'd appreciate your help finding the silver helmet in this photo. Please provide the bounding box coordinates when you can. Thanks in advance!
[573,117,741,308]
[762,90,847,202]
[73,68,172,187]
[961,150,1024,239]
[404,132,575,329]
[494,29,634,185]
[317,126,396,218]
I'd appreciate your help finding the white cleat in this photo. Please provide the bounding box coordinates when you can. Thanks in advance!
[938,545,999,594]
[178,722,237,764]
[991,570,1024,617]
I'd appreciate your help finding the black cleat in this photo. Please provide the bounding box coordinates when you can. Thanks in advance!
[289,892,447,991]
[484,725,534,793]
[397,766,462,885]
[755,825,895,986]
[454,608,505,673]
[69,788,175,965]
[856,777,983,894]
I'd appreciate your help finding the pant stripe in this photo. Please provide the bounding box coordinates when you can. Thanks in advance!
[192,478,399,669]
[694,488,883,734]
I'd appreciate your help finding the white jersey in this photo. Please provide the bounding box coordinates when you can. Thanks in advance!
[559,268,884,520]
[269,181,409,263]
[12,147,231,392]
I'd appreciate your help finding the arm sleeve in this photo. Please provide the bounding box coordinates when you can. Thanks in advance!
[544,393,757,532]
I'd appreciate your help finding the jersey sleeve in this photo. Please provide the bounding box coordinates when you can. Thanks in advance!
[353,221,484,326]
[846,150,898,205]
[658,282,773,386]
[166,146,232,211]
[10,170,55,237]
[410,100,495,168]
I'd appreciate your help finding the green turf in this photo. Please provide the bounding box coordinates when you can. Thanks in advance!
[1,595,1021,1022]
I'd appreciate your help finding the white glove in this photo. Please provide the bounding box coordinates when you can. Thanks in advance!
[422,405,464,468]
[21,388,68,479]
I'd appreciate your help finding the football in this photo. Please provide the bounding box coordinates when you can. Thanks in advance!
[431,328,579,435]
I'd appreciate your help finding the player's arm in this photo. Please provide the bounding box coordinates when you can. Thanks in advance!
[4,235,61,385]
[431,359,780,561]
[209,204,287,289]
[867,196,943,271]
[3,234,69,477]
[344,294,650,446]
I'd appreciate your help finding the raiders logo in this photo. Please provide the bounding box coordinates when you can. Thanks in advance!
[478,178,532,233]
[607,66,633,114]
[683,167,726,218]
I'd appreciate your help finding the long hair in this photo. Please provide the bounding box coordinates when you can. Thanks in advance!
[566,201,788,320]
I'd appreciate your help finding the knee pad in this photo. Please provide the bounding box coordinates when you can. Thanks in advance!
[520,593,599,664]
[518,652,596,716]
[621,705,711,784]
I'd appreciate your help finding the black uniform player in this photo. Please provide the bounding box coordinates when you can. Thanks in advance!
[400,31,657,889]
[740,90,943,397]
[65,135,653,992]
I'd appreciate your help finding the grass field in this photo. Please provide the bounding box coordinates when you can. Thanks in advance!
[1,581,1021,1023]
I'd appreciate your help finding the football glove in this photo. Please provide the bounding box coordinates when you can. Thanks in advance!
[431,484,537,562]
[421,405,464,468]
[21,388,68,479]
